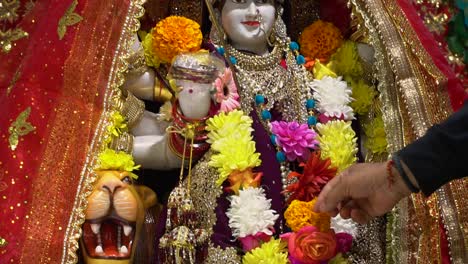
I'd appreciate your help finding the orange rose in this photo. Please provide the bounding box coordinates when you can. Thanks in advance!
[281,226,337,263]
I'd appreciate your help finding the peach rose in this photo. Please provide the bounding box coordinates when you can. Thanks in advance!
[281,226,337,263]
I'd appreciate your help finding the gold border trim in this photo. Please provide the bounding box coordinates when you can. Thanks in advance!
[60,0,146,263]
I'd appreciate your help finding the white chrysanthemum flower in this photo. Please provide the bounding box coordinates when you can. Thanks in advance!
[226,187,279,238]
[331,215,358,238]
[311,76,355,120]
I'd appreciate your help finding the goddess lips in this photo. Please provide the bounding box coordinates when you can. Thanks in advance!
[242,21,260,27]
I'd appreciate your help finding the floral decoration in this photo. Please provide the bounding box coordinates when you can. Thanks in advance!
[214,68,240,112]
[97,149,140,178]
[271,121,319,161]
[281,226,337,263]
[107,111,127,137]
[335,232,353,253]
[311,76,355,121]
[151,16,202,63]
[312,59,338,80]
[284,199,331,232]
[226,187,279,238]
[239,232,272,252]
[317,120,358,171]
[331,215,358,238]
[206,110,253,144]
[141,30,160,68]
[364,115,388,154]
[242,238,289,264]
[347,77,376,115]
[329,253,350,264]
[284,151,337,202]
[328,41,363,78]
[299,20,343,61]
[225,169,263,195]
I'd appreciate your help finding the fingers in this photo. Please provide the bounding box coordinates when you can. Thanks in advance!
[314,171,350,213]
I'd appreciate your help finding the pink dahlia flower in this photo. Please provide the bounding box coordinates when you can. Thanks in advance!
[271,121,319,162]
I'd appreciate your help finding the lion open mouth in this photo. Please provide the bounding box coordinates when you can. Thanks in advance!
[82,217,135,259]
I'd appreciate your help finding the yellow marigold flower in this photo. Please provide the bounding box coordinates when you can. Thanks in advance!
[328,40,363,78]
[152,16,202,63]
[364,115,388,154]
[313,59,337,80]
[107,111,128,137]
[141,30,160,68]
[97,148,140,178]
[210,137,261,186]
[317,121,358,171]
[299,20,343,61]
[346,77,377,115]
[242,239,288,264]
[206,110,253,144]
[284,199,331,232]
[329,253,350,264]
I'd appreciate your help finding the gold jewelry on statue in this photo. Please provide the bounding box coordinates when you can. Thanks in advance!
[121,91,145,129]
[109,131,134,154]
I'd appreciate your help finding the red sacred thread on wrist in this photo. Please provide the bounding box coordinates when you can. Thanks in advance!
[386,160,395,189]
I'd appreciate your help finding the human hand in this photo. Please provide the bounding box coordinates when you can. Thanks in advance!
[313,162,412,224]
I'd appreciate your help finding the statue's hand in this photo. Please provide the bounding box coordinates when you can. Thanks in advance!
[177,80,213,119]
[122,66,155,101]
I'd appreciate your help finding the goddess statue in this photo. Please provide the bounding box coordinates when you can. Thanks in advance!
[0,0,466,263]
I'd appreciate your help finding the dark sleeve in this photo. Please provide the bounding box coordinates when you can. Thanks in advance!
[398,101,468,196]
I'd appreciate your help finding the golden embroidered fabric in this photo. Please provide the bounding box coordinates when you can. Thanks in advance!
[8,107,35,151]
[57,0,83,40]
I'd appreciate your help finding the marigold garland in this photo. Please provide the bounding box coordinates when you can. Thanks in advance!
[284,199,331,232]
[328,40,363,78]
[317,120,358,171]
[299,20,343,61]
[347,77,377,115]
[242,239,289,264]
[151,16,202,63]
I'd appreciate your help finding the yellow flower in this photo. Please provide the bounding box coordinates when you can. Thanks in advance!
[346,77,377,115]
[242,239,288,264]
[313,60,337,80]
[364,115,388,154]
[206,110,253,144]
[140,30,160,68]
[328,41,363,78]
[299,20,343,61]
[107,111,127,137]
[329,253,350,264]
[151,16,202,63]
[317,121,357,171]
[97,149,140,178]
[284,199,331,232]
[210,137,261,186]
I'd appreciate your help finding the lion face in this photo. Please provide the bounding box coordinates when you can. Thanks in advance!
[81,170,156,264]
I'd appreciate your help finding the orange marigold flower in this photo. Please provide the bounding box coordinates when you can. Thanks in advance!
[284,199,331,232]
[299,20,343,61]
[151,16,203,63]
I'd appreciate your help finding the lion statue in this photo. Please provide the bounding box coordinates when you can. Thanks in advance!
[80,170,159,264]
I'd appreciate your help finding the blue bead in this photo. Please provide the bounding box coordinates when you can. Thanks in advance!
[308,116,318,126]
[261,110,272,120]
[217,47,225,56]
[276,151,286,163]
[306,99,316,109]
[229,56,237,65]
[296,55,306,65]
[255,95,265,105]
[270,134,277,145]
[289,41,299,51]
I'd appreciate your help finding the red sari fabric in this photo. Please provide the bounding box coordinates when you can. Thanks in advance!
[0,0,130,262]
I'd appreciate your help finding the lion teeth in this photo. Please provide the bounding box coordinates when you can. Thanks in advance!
[91,223,101,234]
[95,245,104,254]
[120,245,128,254]
[123,225,132,236]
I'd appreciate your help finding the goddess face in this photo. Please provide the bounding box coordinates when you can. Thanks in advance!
[221,0,276,50]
